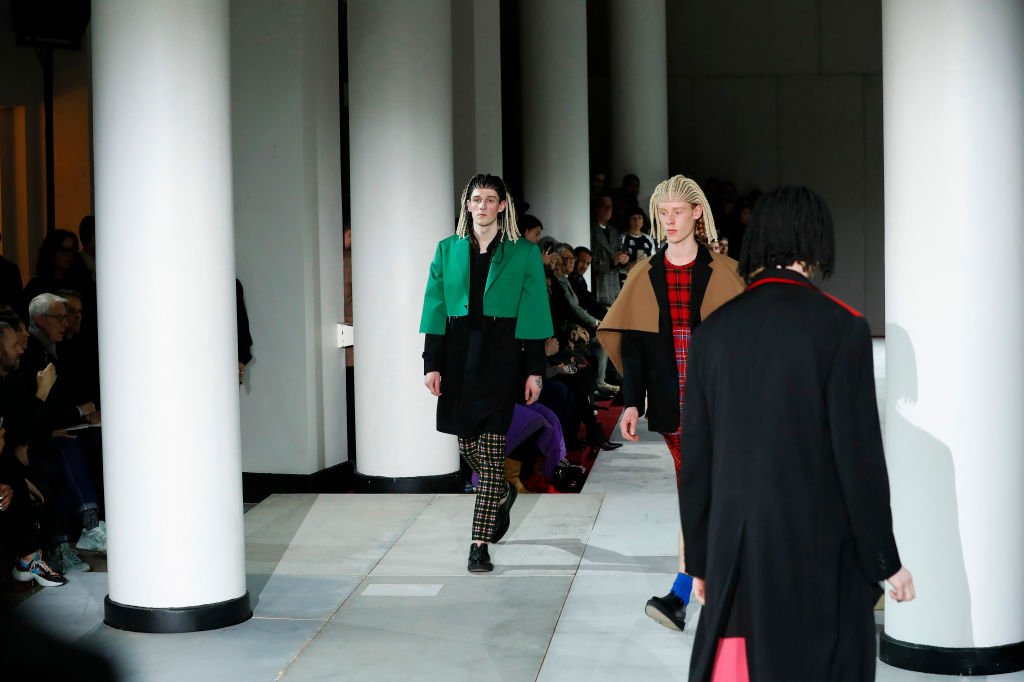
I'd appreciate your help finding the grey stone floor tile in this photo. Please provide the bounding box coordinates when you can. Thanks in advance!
[580,493,679,574]
[370,494,602,576]
[248,573,362,620]
[280,575,572,682]
[78,616,324,682]
[14,571,109,642]
[245,493,431,576]
[538,572,695,681]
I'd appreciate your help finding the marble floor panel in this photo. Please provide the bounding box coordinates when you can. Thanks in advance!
[370,493,603,577]
[537,572,693,682]
[579,493,679,574]
[245,493,431,576]
[279,575,573,682]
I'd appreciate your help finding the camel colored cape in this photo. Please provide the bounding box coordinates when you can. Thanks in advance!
[597,251,746,373]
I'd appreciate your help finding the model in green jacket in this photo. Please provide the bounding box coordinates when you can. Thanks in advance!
[420,174,553,574]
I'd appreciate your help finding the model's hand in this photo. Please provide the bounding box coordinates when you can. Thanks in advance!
[424,371,442,397]
[693,577,706,605]
[620,407,640,442]
[524,375,543,405]
[886,566,916,603]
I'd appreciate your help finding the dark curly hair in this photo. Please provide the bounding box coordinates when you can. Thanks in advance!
[738,186,835,280]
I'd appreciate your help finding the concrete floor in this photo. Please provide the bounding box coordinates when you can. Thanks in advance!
[13,393,1022,681]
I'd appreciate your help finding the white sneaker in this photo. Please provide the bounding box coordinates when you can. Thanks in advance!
[76,526,106,553]
[58,542,91,573]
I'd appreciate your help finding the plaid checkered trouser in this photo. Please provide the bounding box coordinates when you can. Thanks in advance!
[458,432,507,543]
[661,325,691,485]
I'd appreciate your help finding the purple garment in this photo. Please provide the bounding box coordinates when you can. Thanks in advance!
[471,403,566,486]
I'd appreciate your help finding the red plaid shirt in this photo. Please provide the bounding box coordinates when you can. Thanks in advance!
[662,254,695,474]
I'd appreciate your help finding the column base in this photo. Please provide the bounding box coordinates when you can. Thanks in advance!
[881,633,1024,676]
[353,470,464,493]
[104,593,252,633]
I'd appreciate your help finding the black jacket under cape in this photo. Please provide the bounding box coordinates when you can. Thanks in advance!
[679,268,901,682]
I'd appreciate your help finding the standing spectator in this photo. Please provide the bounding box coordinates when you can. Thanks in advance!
[590,193,627,305]
[236,279,253,384]
[618,204,657,283]
[568,246,607,320]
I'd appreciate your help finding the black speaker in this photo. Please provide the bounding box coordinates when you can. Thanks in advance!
[10,0,91,50]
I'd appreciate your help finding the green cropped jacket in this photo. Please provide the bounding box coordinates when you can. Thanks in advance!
[419,234,554,340]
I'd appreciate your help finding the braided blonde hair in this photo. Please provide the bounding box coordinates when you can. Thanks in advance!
[648,175,717,245]
[455,174,521,243]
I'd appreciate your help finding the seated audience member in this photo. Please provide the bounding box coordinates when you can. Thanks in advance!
[55,289,100,406]
[23,293,106,571]
[554,244,618,393]
[0,322,66,587]
[544,267,620,452]
[520,214,544,244]
[568,247,607,320]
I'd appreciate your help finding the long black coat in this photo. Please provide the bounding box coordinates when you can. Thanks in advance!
[679,268,901,682]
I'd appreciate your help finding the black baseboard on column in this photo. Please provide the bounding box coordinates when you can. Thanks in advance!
[104,593,252,633]
[353,470,464,494]
[880,633,1024,675]
[242,461,355,503]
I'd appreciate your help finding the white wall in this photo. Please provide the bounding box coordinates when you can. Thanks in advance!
[231,0,346,475]
[666,0,885,332]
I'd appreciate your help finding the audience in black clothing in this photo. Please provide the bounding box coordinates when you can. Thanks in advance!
[24,230,93,308]
[23,293,105,574]
[0,320,66,587]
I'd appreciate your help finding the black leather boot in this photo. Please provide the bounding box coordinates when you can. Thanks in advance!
[467,543,493,573]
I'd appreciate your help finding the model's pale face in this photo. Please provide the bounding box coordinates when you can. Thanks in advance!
[467,188,506,228]
[657,200,701,245]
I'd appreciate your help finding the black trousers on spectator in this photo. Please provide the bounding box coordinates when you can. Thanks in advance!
[0,478,42,560]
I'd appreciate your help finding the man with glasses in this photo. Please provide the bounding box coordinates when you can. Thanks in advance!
[23,293,105,572]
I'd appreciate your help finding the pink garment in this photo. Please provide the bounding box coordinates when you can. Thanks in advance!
[711,637,749,682]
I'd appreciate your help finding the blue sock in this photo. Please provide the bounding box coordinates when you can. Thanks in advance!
[671,572,693,604]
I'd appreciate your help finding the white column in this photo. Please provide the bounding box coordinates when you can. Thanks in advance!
[452,0,503,197]
[348,0,459,488]
[520,0,590,249]
[92,0,248,631]
[882,0,1024,673]
[608,0,668,206]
